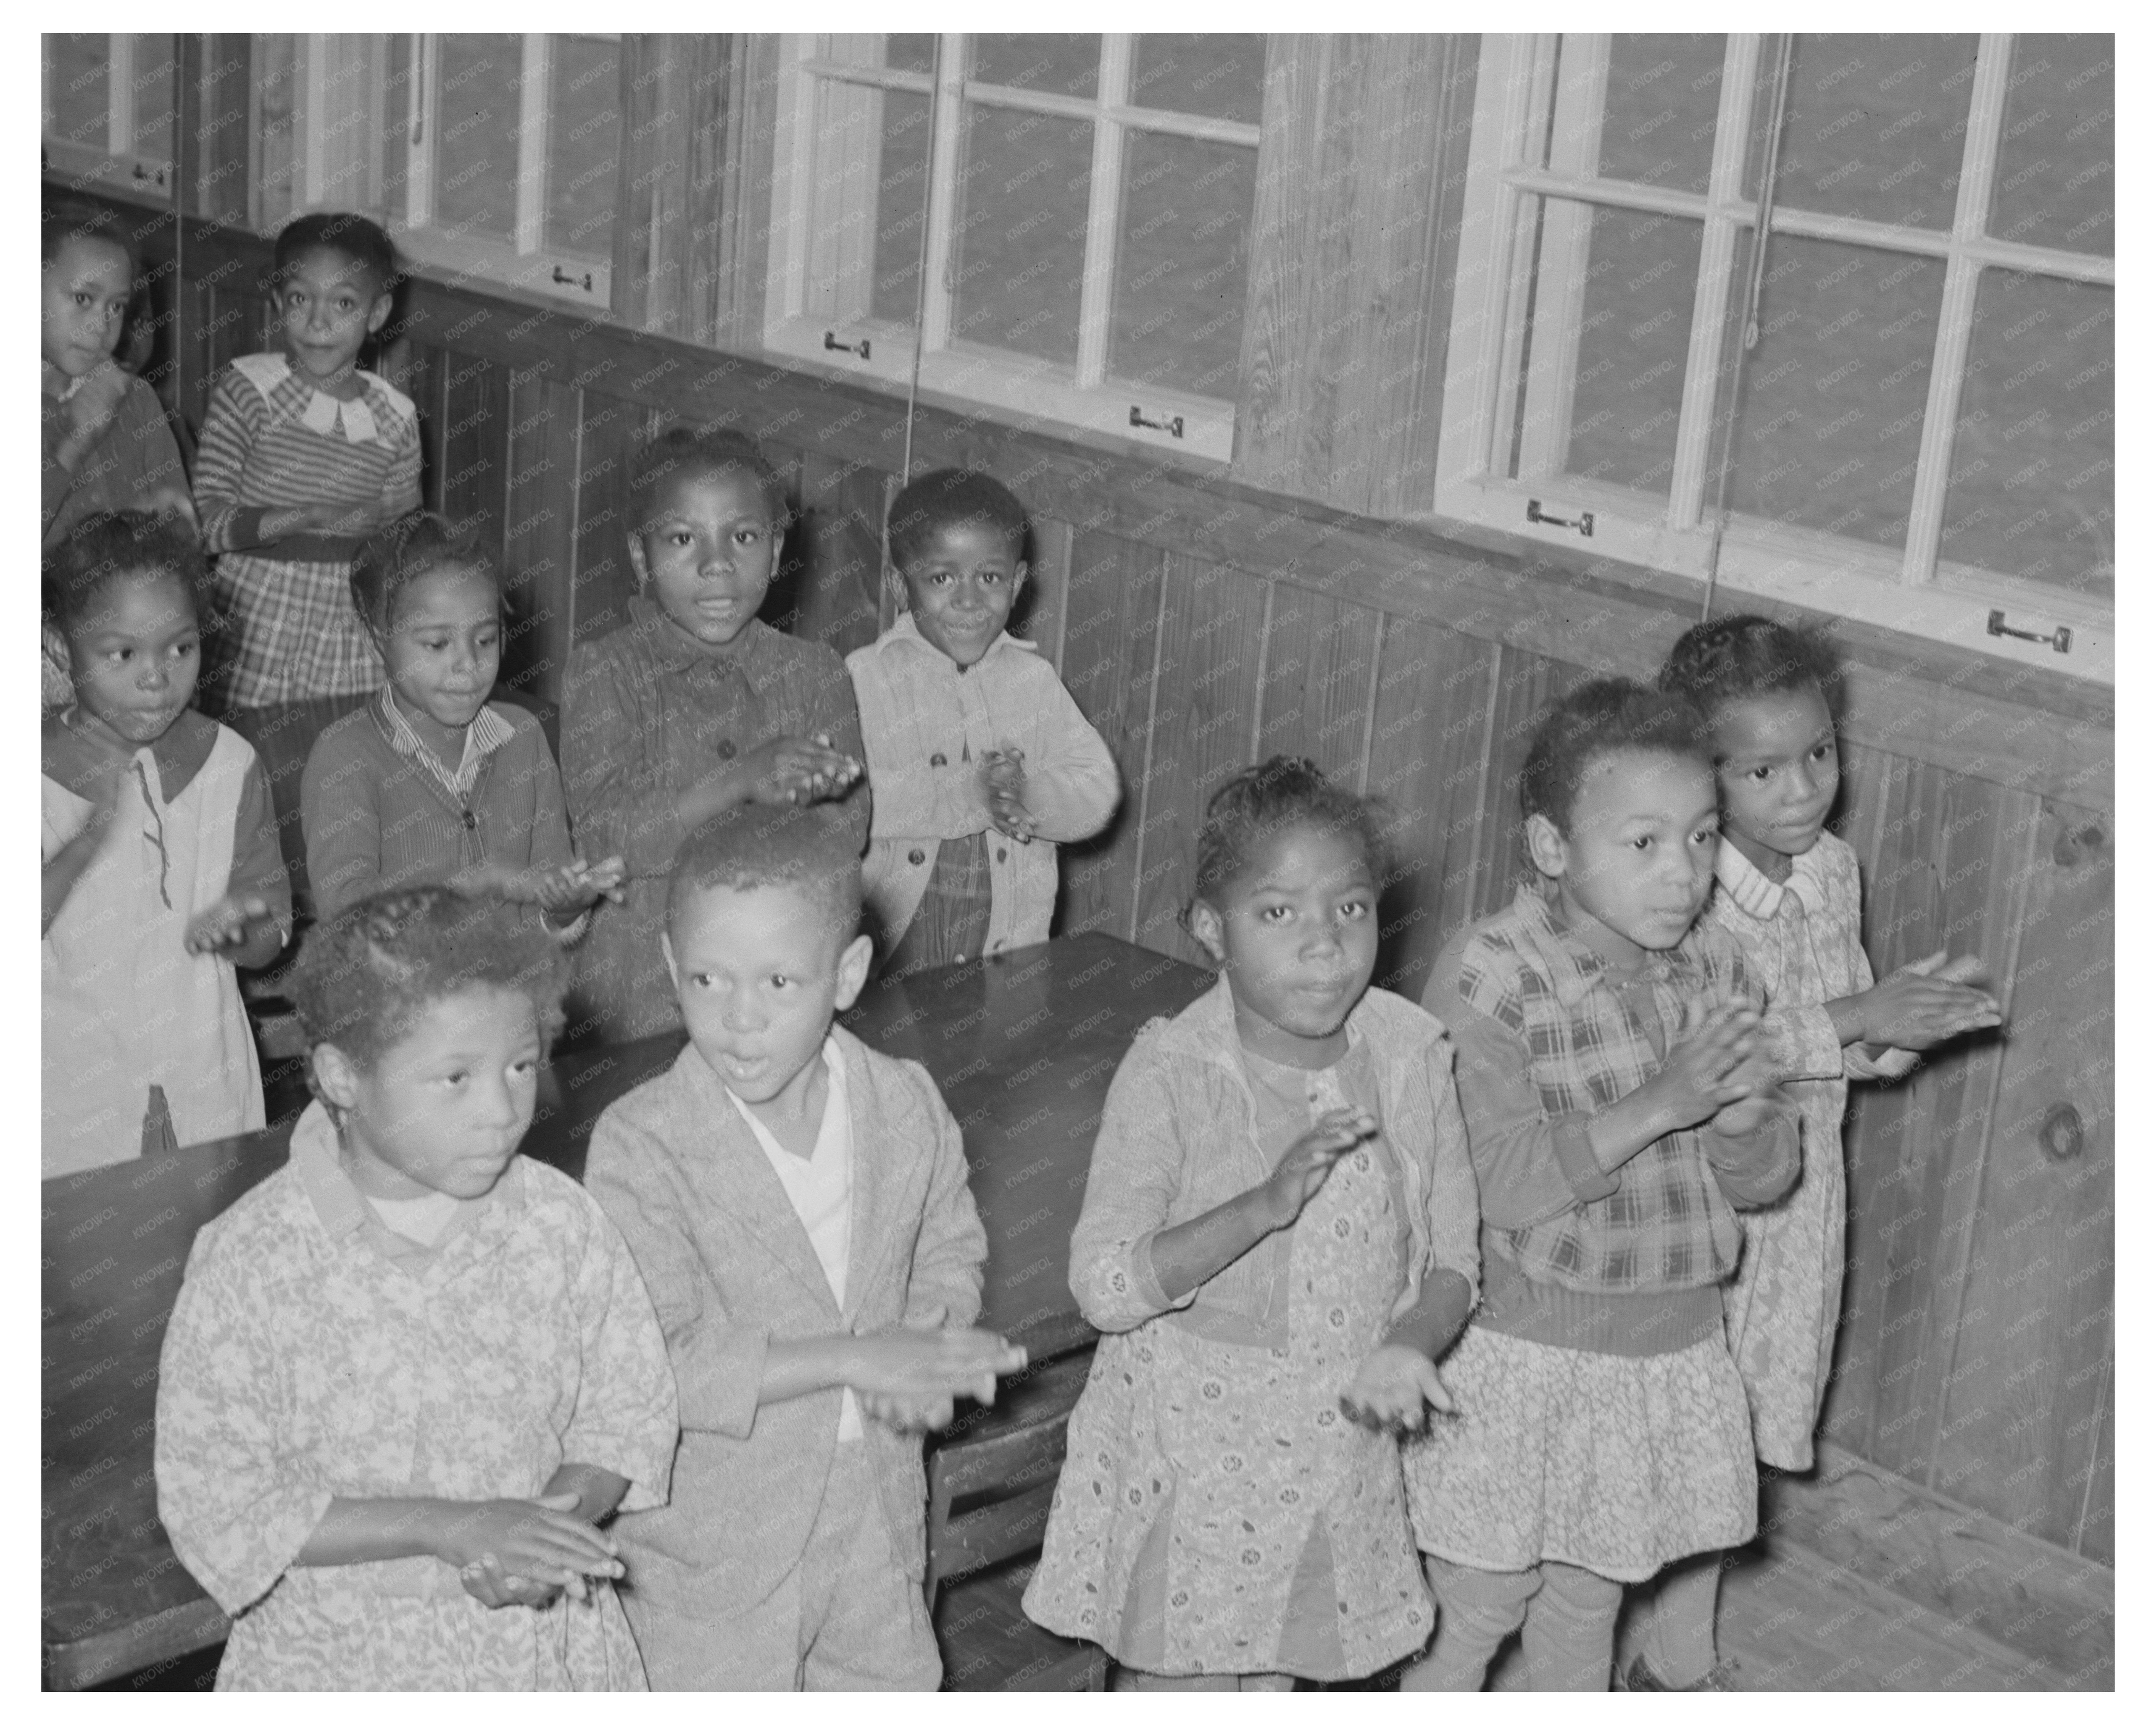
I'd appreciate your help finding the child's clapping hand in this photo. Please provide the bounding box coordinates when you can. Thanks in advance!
[441,1491,621,1608]
[1653,997,1763,1131]
[853,1322,1027,1413]
[183,891,279,959]
[61,358,132,451]
[1857,949,2001,1050]
[735,732,863,808]
[980,747,1038,842]
[532,854,628,917]
[1341,1343,1455,1435]
[1707,1040,1781,1138]
[1263,1107,1377,1229]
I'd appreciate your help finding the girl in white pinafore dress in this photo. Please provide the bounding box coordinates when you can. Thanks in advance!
[42,512,291,1177]
[1023,759,1481,1689]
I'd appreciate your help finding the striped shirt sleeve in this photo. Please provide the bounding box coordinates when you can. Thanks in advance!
[192,367,268,552]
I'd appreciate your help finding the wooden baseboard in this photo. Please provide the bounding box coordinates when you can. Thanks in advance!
[1760,1441,2112,1686]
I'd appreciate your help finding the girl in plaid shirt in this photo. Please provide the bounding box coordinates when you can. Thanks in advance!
[193,214,421,709]
[1399,680,1798,1693]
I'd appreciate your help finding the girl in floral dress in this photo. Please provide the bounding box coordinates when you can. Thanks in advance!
[155,888,678,1690]
[1024,758,1481,1688]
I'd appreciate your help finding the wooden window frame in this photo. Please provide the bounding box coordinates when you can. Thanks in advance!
[763,33,1259,464]
[1435,33,2114,682]
[43,34,180,197]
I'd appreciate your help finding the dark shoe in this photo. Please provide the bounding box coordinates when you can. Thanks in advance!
[1621,1654,1742,1691]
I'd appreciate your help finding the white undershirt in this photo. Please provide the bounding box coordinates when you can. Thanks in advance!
[365,1188,464,1247]
[726,1038,862,1441]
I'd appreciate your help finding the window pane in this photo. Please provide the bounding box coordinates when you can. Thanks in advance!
[885,34,936,76]
[1751,35,1976,231]
[969,35,1098,98]
[128,35,177,166]
[545,36,618,258]
[44,35,108,150]
[1723,234,1943,552]
[1526,203,1701,499]
[1110,133,1254,399]
[1990,35,2112,257]
[1941,272,2112,602]
[1130,35,1265,125]
[434,35,522,242]
[870,89,934,324]
[950,104,1091,367]
[1598,35,1724,194]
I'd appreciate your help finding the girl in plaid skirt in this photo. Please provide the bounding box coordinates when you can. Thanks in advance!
[1399,680,1798,1692]
[194,213,421,710]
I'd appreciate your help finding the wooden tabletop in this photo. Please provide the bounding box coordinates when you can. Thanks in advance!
[41,931,1211,1688]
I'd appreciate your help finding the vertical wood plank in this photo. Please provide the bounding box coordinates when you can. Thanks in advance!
[1054,532,1167,943]
[1131,557,1272,963]
[384,341,446,512]
[500,370,582,731]
[1467,646,1587,923]
[784,449,890,657]
[1363,619,1500,1002]
[440,352,509,562]
[571,392,653,646]
[1928,802,2111,1543]
[1021,517,1075,670]
[1254,584,1383,777]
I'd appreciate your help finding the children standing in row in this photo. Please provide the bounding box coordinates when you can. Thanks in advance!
[584,803,1027,1689]
[1399,680,1798,1693]
[562,428,866,1042]
[1025,758,1482,1688]
[1621,619,2001,1689]
[302,513,623,928]
[847,469,1118,973]
[155,888,678,1689]
[194,213,420,710]
[42,512,290,1177]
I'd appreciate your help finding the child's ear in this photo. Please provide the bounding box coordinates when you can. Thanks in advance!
[626,531,651,589]
[311,1043,364,1112]
[366,293,392,337]
[832,931,875,1014]
[1187,899,1227,965]
[1011,560,1030,596]
[659,930,680,991]
[1523,812,1568,881]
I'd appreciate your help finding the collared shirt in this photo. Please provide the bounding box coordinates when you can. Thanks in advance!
[377,683,518,805]
[1427,884,1798,1298]
[153,1101,678,1690]
[723,1038,863,1440]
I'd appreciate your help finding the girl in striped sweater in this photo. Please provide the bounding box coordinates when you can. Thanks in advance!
[193,213,421,710]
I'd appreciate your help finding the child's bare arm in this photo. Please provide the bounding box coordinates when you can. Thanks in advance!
[1341,1268,1475,1434]
[296,1492,621,1582]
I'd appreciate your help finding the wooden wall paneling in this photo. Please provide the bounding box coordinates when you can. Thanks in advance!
[1363,618,1500,1003]
[1231,35,1477,517]
[570,393,657,646]
[1927,802,2112,1545]
[1464,646,1585,925]
[783,449,890,658]
[440,352,510,564]
[2078,1357,2113,1564]
[1129,556,1273,963]
[1053,533,1168,942]
[1253,583,1383,778]
[382,340,444,511]
[1021,517,1075,670]
[499,370,582,724]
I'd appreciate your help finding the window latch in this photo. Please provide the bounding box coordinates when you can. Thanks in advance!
[824,331,871,360]
[551,265,594,293]
[1130,406,1184,439]
[1526,499,1594,538]
[1986,609,2072,654]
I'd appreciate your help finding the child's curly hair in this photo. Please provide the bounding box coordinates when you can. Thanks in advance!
[43,192,135,270]
[349,511,506,636]
[886,468,1030,572]
[667,802,863,942]
[43,510,215,642]
[290,886,568,1083]
[1656,613,1845,725]
[273,210,398,298]
[628,425,792,534]
[1518,677,1711,837]
[1190,755,1391,911]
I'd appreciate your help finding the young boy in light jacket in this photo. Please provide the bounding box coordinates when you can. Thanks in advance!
[847,469,1119,974]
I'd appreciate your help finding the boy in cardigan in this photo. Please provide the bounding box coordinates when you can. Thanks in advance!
[584,802,1027,1690]
[847,468,1118,974]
